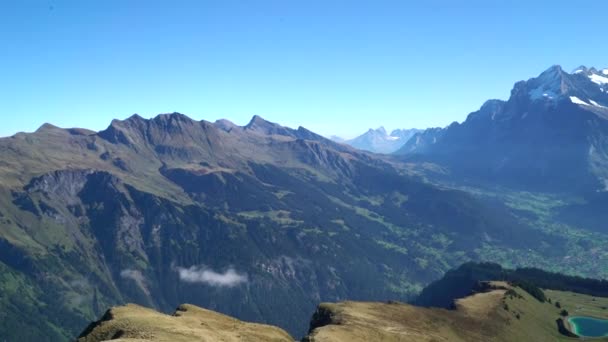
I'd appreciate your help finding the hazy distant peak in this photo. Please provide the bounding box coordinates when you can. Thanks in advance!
[372,126,387,135]
[330,135,346,143]
[342,126,421,153]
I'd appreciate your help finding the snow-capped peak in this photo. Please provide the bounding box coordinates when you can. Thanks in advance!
[343,127,422,153]
[528,65,566,100]
[572,65,588,74]
[527,65,608,102]
[570,66,608,85]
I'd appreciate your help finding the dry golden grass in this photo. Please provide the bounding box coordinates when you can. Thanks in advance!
[77,303,294,342]
[305,283,608,342]
[305,296,504,342]
[455,288,507,318]
[78,286,608,342]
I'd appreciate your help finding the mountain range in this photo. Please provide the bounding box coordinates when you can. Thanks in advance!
[396,65,608,235]
[2,65,608,341]
[398,65,608,193]
[332,127,421,153]
[0,113,552,341]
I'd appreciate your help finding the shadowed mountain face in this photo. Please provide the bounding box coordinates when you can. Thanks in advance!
[0,113,569,341]
[397,65,608,194]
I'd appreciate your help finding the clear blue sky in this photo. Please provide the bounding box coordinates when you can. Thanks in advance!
[1,1,607,138]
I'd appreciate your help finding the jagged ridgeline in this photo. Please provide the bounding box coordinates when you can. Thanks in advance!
[0,113,564,341]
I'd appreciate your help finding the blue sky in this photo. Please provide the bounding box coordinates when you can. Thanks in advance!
[1,1,607,138]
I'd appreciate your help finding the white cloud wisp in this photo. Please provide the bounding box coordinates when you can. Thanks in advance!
[176,265,248,288]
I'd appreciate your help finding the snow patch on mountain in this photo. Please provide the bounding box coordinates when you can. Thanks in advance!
[527,66,564,101]
[529,87,558,100]
[569,96,606,108]
[570,96,589,105]
[589,73,608,85]
[589,99,607,108]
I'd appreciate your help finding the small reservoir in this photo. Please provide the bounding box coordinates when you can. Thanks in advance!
[568,316,608,338]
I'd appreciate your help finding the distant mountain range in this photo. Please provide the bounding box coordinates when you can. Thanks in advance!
[3,65,608,342]
[331,127,421,153]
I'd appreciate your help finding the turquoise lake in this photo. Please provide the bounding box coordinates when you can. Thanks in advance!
[569,316,608,337]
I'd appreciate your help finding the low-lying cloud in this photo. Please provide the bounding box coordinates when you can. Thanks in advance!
[120,269,151,297]
[120,269,145,283]
[176,265,248,287]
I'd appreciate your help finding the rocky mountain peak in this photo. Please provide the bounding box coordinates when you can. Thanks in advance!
[97,112,202,147]
[214,119,239,132]
[341,126,421,154]
[506,65,608,110]
[35,123,62,133]
[244,115,295,137]
[398,63,608,191]
[370,126,387,135]
[522,64,570,101]
[152,112,194,124]
[245,115,276,128]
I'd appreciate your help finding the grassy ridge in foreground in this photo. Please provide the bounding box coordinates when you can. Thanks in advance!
[77,303,293,342]
[304,282,608,342]
[78,282,608,341]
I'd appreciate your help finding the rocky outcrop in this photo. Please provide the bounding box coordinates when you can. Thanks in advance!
[77,303,293,342]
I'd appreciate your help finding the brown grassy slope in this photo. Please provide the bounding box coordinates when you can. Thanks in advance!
[77,303,294,342]
[77,284,608,342]
[304,282,608,342]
